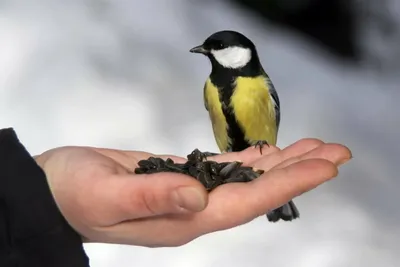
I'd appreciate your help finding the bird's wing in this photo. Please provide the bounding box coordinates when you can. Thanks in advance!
[266,76,280,129]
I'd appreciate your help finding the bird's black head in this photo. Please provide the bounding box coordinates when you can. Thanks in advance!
[190,30,260,70]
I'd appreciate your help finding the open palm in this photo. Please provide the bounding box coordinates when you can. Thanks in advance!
[35,138,351,247]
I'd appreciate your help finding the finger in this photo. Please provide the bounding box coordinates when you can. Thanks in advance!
[206,144,280,165]
[251,138,324,171]
[269,143,352,170]
[89,172,208,226]
[197,158,339,233]
[248,159,338,216]
[197,142,351,230]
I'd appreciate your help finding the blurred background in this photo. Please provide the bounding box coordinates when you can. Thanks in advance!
[1,0,399,266]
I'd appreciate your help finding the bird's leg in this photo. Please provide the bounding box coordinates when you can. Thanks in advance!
[187,149,219,162]
[254,140,270,155]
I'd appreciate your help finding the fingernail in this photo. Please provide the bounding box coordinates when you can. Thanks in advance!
[173,187,206,212]
[338,157,352,166]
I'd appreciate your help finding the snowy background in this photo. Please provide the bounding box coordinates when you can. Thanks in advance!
[1,1,399,266]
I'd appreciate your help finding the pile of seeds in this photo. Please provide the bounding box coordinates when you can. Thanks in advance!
[134,149,264,191]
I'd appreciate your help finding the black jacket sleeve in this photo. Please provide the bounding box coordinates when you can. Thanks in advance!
[0,128,90,267]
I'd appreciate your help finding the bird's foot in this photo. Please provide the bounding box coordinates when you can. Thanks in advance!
[254,140,270,155]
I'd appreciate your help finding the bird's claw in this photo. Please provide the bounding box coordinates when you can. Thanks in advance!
[254,140,270,155]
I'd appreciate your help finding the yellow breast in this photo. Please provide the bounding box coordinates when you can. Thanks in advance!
[230,76,277,145]
[204,78,230,152]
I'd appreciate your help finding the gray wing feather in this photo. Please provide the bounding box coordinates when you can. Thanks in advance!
[266,76,280,130]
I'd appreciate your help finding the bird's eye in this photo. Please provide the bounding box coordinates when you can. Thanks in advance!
[217,42,225,49]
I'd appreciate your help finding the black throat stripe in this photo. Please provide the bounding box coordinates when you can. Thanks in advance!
[209,67,262,152]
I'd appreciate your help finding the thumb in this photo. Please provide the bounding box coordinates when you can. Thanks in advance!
[95,173,208,224]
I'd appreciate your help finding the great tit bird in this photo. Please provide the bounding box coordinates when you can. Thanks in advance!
[190,30,299,222]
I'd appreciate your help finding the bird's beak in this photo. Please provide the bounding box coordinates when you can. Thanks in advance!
[190,45,208,54]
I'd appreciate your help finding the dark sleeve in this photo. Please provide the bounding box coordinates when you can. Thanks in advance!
[0,128,90,267]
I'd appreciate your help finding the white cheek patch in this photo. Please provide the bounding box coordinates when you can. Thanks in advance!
[211,46,252,69]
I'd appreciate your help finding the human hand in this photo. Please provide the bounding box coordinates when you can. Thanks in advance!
[34,138,351,247]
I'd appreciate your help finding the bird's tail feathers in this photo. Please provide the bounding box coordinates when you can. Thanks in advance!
[266,200,300,222]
